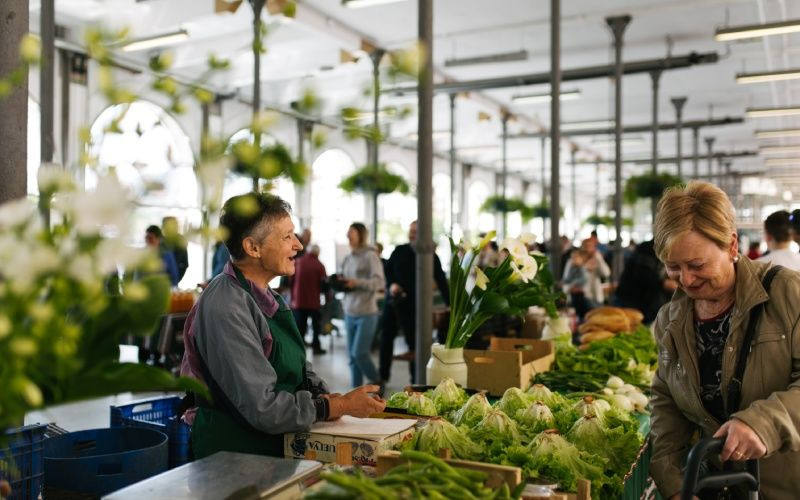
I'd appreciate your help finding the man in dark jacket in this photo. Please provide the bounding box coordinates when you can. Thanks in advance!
[379,221,450,384]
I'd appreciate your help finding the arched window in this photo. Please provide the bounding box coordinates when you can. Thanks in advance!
[467,180,493,235]
[221,129,295,206]
[88,100,200,288]
[505,186,522,237]
[310,149,364,273]
[377,162,416,253]
[27,97,41,197]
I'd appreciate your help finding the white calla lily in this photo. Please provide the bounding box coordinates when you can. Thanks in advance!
[475,267,489,290]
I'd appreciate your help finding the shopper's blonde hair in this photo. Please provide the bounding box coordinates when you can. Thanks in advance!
[653,181,736,262]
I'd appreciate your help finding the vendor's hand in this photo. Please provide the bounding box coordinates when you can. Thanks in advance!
[390,283,404,296]
[321,393,342,399]
[713,419,767,462]
[327,385,385,419]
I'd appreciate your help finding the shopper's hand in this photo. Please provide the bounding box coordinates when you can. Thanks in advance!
[321,393,342,400]
[343,279,357,289]
[390,283,404,296]
[328,385,385,419]
[714,419,767,461]
[1,480,12,499]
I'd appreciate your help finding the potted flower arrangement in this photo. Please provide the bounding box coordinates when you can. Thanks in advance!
[479,196,525,215]
[623,173,683,204]
[338,163,410,195]
[427,232,561,386]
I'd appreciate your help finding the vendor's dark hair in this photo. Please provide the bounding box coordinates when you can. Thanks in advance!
[220,192,292,261]
[764,210,791,243]
[791,209,800,234]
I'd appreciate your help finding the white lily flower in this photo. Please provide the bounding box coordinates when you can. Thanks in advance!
[501,237,528,262]
[509,260,527,283]
[197,156,232,212]
[0,315,11,339]
[475,267,490,290]
[37,162,75,194]
[68,254,99,285]
[518,254,538,281]
[520,232,537,245]
[95,239,148,274]
[0,198,36,229]
[58,173,132,236]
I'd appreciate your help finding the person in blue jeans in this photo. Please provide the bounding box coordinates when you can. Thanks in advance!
[340,223,385,391]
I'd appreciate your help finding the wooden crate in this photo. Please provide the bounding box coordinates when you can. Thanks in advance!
[465,338,555,396]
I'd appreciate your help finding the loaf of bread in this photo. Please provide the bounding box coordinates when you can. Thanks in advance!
[621,308,644,328]
[582,310,630,333]
[579,330,615,344]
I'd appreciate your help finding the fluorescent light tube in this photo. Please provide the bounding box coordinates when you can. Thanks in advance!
[512,90,581,104]
[343,0,405,8]
[746,107,800,118]
[755,128,800,139]
[765,158,800,166]
[736,68,800,84]
[715,19,800,42]
[562,119,615,131]
[760,146,800,154]
[121,29,188,52]
[445,50,529,67]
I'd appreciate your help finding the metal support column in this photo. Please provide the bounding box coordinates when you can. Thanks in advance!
[501,112,509,241]
[692,126,700,179]
[296,119,313,231]
[0,0,29,203]
[250,0,265,192]
[550,0,563,278]
[570,146,577,237]
[449,93,457,234]
[39,0,55,227]
[368,48,385,244]
[606,14,631,284]
[671,97,687,178]
[59,49,70,168]
[540,136,547,241]
[415,0,434,384]
[705,137,715,183]
[594,161,601,216]
[649,69,661,223]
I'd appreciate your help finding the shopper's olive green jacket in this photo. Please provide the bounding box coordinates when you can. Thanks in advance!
[650,256,800,500]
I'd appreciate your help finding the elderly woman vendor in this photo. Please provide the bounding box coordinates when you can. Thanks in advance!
[650,181,800,499]
[181,193,385,458]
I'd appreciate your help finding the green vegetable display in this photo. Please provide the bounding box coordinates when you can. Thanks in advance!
[406,392,437,417]
[451,392,492,428]
[533,325,658,392]
[304,450,517,500]
[493,388,531,417]
[403,417,483,461]
[429,377,469,414]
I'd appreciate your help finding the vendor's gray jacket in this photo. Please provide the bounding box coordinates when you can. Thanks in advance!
[340,247,385,316]
[180,263,329,435]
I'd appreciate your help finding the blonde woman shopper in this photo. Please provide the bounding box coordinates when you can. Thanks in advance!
[649,181,800,500]
[340,223,386,391]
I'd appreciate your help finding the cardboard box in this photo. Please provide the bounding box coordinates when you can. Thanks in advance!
[284,416,416,467]
[464,337,555,396]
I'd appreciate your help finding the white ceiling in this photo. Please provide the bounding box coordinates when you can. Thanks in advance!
[29,0,800,196]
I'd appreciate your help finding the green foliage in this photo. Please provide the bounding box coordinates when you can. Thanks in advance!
[585,214,634,228]
[623,173,683,204]
[479,196,525,214]
[339,163,410,195]
[231,140,307,184]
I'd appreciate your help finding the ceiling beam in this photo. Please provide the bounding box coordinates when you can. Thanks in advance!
[574,150,757,165]
[510,116,744,138]
[384,51,719,95]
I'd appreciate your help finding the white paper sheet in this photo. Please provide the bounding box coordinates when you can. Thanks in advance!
[309,416,416,438]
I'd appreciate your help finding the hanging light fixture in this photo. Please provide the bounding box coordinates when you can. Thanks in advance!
[736,68,800,84]
[715,19,800,41]
[121,29,189,52]
[445,50,529,67]
[342,0,406,8]
[746,106,800,118]
[755,128,800,139]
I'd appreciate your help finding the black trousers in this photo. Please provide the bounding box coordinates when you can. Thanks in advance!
[293,308,322,349]
[379,299,416,383]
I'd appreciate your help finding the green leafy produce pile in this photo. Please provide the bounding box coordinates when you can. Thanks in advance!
[304,450,519,499]
[534,325,658,393]
[385,380,646,499]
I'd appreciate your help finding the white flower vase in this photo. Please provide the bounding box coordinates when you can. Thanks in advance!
[426,344,468,387]
[541,316,572,348]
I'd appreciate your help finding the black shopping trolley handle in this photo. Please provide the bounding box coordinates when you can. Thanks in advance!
[681,437,759,500]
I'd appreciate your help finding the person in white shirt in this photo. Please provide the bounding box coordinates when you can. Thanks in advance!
[579,237,611,306]
[757,210,800,271]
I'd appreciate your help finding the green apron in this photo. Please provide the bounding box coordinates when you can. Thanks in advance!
[192,266,309,459]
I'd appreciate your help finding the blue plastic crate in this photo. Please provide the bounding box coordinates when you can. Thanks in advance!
[109,396,190,468]
[0,423,47,500]
[43,427,167,496]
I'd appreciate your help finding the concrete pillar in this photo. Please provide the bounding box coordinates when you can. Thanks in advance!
[0,0,29,203]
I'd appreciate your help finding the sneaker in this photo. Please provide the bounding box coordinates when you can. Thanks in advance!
[312,347,327,355]
[392,351,415,361]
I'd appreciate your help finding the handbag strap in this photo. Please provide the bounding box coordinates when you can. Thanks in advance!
[725,264,783,417]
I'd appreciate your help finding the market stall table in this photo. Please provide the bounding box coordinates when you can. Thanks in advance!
[103,451,321,500]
